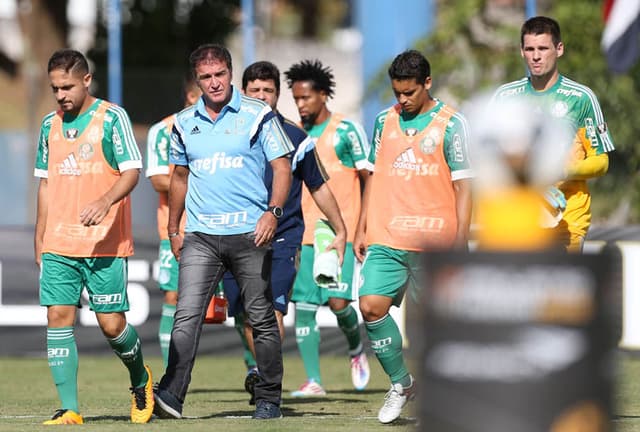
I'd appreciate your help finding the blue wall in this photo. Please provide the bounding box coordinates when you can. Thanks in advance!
[0,132,30,225]
[355,0,435,132]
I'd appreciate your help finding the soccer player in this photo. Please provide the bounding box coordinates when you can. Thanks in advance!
[153,44,293,420]
[145,77,201,368]
[34,49,154,425]
[492,16,615,252]
[353,50,472,424]
[222,60,347,404]
[284,59,371,397]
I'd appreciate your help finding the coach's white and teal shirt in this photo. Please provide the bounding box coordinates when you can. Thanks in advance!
[34,98,142,177]
[170,86,293,235]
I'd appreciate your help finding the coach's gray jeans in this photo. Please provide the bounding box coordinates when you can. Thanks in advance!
[158,231,283,406]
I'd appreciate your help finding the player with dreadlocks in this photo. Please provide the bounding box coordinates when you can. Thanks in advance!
[284,59,372,396]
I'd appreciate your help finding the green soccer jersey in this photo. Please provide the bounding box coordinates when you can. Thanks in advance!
[34,99,142,177]
[492,75,615,155]
[492,75,615,250]
[145,115,174,178]
[305,115,370,170]
[370,99,473,180]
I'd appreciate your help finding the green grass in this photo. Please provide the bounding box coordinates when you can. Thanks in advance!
[615,353,640,432]
[4,352,640,431]
[0,354,415,431]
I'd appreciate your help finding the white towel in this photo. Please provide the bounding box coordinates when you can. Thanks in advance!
[313,219,341,288]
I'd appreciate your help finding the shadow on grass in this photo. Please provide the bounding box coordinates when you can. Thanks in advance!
[326,388,388,395]
[392,417,418,426]
[282,396,362,405]
[196,407,343,419]
[188,388,244,394]
[84,415,130,422]
[188,386,380,404]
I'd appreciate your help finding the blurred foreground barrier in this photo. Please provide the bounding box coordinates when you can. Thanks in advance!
[411,248,621,432]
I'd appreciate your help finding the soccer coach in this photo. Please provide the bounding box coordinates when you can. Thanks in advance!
[153,43,293,421]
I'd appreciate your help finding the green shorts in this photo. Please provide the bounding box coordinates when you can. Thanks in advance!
[39,253,130,313]
[358,244,422,306]
[291,243,357,305]
[158,239,179,292]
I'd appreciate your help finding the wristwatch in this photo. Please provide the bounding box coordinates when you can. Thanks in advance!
[267,205,284,219]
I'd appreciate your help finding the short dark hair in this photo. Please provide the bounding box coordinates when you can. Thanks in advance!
[242,61,281,93]
[189,43,232,74]
[284,59,335,98]
[182,73,200,104]
[521,16,561,47]
[47,49,89,76]
[388,50,431,83]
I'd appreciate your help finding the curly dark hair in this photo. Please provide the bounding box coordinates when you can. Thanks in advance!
[284,59,335,98]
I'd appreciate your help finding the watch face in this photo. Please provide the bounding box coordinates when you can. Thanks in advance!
[273,207,283,218]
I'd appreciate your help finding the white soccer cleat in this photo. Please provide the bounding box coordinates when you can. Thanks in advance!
[377,377,415,424]
[290,379,327,397]
[350,351,370,390]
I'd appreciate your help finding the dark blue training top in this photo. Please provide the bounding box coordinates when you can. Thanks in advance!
[266,112,327,249]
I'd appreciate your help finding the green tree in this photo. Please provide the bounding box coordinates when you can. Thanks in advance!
[89,0,240,124]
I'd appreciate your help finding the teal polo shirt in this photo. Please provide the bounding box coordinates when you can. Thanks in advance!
[170,86,293,235]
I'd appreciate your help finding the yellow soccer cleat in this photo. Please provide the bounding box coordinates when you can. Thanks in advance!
[43,409,84,425]
[130,365,155,423]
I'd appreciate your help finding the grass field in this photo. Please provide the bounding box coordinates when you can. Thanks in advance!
[0,354,416,431]
[3,352,640,431]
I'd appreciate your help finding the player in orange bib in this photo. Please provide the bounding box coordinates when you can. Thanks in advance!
[284,59,372,397]
[34,49,154,424]
[353,50,473,424]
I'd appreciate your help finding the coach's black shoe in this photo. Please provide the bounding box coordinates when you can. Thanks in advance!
[252,400,283,419]
[153,387,183,419]
[244,368,261,405]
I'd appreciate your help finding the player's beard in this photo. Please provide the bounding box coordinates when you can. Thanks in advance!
[301,111,319,128]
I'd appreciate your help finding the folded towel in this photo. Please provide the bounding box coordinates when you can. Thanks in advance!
[313,219,341,288]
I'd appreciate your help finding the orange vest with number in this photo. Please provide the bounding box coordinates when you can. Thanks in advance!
[154,114,187,240]
[301,114,361,244]
[366,104,458,251]
[43,101,134,257]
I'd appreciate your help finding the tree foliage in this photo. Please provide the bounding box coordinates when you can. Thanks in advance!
[406,0,640,223]
[88,0,240,123]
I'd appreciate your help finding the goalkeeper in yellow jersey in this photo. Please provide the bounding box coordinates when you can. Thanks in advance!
[492,16,615,252]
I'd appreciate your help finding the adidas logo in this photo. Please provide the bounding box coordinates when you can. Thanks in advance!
[392,148,439,177]
[58,153,82,176]
[190,125,201,135]
[395,148,418,165]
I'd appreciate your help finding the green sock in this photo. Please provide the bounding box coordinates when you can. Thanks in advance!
[365,314,411,386]
[47,327,79,413]
[108,324,148,388]
[233,313,257,369]
[295,303,322,384]
[159,303,176,369]
[333,304,362,355]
